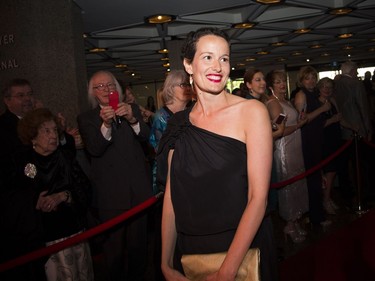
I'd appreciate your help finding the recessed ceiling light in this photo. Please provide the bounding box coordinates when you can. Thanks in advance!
[246,58,256,62]
[321,53,330,57]
[342,46,354,50]
[257,50,269,55]
[329,8,353,15]
[158,48,169,54]
[310,44,323,49]
[294,28,311,34]
[291,51,302,56]
[277,57,286,62]
[160,57,169,61]
[233,22,255,29]
[338,33,353,39]
[271,42,287,47]
[146,15,175,24]
[88,48,107,53]
[237,63,245,67]
[115,64,127,68]
[255,0,283,4]
[163,62,170,67]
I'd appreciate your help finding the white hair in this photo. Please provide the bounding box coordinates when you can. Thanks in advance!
[87,71,123,108]
[340,61,357,75]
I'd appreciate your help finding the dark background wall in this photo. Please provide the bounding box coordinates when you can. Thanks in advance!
[0,0,88,126]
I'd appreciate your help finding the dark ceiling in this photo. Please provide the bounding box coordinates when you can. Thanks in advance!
[74,0,375,84]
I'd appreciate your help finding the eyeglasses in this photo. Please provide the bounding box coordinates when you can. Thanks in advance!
[9,92,34,99]
[93,83,116,91]
[177,83,191,89]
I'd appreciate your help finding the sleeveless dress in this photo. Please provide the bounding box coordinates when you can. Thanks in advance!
[300,87,326,224]
[157,106,278,281]
[267,99,308,221]
[321,101,343,172]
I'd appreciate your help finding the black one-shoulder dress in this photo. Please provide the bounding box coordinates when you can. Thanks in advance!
[157,107,278,280]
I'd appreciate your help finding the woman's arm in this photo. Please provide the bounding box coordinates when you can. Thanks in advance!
[161,150,188,281]
[215,102,273,280]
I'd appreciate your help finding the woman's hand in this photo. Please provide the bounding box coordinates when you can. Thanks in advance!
[36,190,67,212]
[161,266,189,281]
[272,122,285,139]
[297,116,308,128]
[320,100,331,113]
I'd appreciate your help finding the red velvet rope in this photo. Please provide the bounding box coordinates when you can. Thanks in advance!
[270,139,353,189]
[0,138,362,272]
[0,193,162,272]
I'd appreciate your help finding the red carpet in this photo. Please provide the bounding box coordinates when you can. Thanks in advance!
[279,208,375,281]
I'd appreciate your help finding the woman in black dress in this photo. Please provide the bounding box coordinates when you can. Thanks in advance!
[160,28,273,280]
[317,77,342,214]
[294,66,332,227]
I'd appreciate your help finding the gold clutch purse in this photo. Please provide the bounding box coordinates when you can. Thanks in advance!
[181,248,260,281]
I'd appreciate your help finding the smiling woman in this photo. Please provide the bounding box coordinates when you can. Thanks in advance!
[160,27,274,281]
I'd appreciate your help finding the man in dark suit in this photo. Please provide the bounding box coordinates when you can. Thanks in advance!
[0,79,35,158]
[77,71,152,281]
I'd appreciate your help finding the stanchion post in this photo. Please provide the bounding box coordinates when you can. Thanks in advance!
[354,132,366,214]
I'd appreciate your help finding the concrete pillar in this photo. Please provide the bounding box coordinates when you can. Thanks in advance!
[167,40,184,71]
[0,0,88,126]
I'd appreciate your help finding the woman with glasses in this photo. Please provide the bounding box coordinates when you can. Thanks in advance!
[149,69,193,193]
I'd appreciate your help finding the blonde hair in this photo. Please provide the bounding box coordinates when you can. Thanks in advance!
[297,66,318,87]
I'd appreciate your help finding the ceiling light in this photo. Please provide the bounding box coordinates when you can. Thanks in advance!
[115,64,127,68]
[342,46,354,50]
[310,44,323,49]
[294,28,311,34]
[163,62,170,67]
[255,0,283,4]
[160,57,169,61]
[321,53,330,57]
[306,59,310,62]
[257,50,269,55]
[277,57,286,62]
[329,8,353,15]
[271,42,287,47]
[158,48,169,54]
[88,48,107,53]
[237,63,245,67]
[146,14,175,24]
[338,33,353,39]
[233,22,255,29]
[246,58,256,62]
[291,51,302,56]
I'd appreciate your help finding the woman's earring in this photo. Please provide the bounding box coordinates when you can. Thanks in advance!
[190,74,193,85]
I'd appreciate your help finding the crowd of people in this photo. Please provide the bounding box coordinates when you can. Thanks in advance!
[0,27,374,281]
